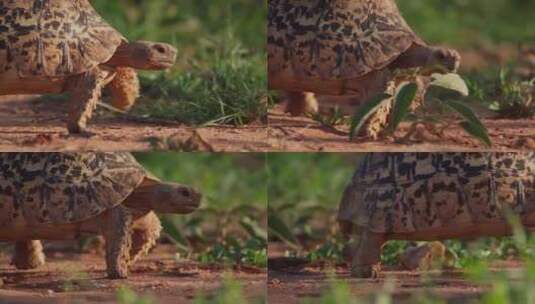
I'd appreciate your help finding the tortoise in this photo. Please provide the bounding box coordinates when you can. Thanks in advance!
[338,153,535,278]
[0,0,177,134]
[268,0,461,116]
[0,152,201,279]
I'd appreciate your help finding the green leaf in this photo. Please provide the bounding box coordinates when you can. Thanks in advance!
[430,73,469,96]
[349,93,391,139]
[442,99,491,146]
[460,121,492,147]
[443,99,481,124]
[388,82,418,133]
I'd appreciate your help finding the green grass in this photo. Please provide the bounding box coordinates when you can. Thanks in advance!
[91,0,266,126]
[398,0,535,47]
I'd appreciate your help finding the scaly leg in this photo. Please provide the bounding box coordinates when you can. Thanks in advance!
[284,91,318,116]
[66,68,108,135]
[107,67,140,111]
[351,231,386,278]
[129,212,162,265]
[11,240,46,270]
[103,206,132,279]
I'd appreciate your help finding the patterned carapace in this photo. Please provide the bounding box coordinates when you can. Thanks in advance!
[0,0,124,76]
[268,0,425,79]
[339,153,535,233]
[0,152,145,226]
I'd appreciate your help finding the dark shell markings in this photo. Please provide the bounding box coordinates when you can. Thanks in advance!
[0,0,124,77]
[268,0,422,79]
[0,152,145,226]
[339,153,535,234]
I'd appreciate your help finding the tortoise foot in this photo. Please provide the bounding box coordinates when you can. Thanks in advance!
[12,241,46,270]
[67,124,96,137]
[107,268,128,280]
[351,264,380,279]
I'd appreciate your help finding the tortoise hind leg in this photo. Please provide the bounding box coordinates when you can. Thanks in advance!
[285,91,318,116]
[351,231,386,278]
[102,206,133,279]
[129,212,162,265]
[11,240,46,270]
[107,67,140,111]
[65,68,109,135]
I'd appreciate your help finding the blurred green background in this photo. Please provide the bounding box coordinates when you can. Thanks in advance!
[267,154,358,251]
[398,0,535,47]
[134,153,267,267]
[89,0,267,125]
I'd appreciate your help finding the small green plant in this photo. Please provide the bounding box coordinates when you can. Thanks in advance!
[467,68,534,118]
[307,240,345,262]
[116,287,155,304]
[310,107,349,129]
[198,237,267,268]
[350,72,491,146]
[193,274,256,304]
[133,33,266,126]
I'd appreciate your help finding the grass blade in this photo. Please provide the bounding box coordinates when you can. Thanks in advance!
[349,93,391,139]
[268,211,300,249]
[388,82,418,133]
[240,216,268,242]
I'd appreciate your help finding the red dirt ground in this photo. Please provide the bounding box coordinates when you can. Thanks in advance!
[267,242,520,304]
[268,105,535,152]
[0,244,266,304]
[0,96,269,152]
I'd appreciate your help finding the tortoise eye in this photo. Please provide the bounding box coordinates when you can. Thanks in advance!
[180,189,191,197]
[153,44,166,54]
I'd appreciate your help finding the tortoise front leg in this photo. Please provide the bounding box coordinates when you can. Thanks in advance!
[11,240,46,270]
[129,212,162,265]
[285,91,318,116]
[107,67,140,111]
[351,231,386,278]
[103,206,133,279]
[65,68,108,135]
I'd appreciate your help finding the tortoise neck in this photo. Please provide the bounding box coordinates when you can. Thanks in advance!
[105,42,148,69]
[123,184,157,212]
[389,44,432,70]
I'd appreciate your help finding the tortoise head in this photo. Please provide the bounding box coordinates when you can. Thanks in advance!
[392,45,461,73]
[427,47,461,72]
[106,41,177,70]
[125,181,201,214]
